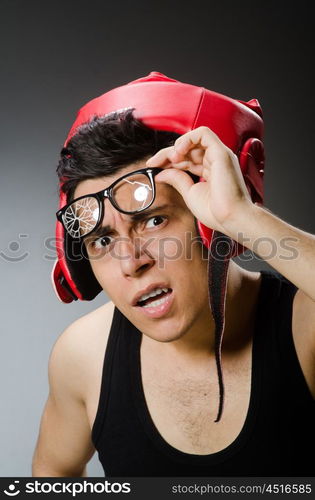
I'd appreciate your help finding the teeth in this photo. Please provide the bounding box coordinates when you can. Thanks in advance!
[139,287,169,302]
[142,295,169,308]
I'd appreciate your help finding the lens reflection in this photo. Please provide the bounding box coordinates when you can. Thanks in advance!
[112,173,153,212]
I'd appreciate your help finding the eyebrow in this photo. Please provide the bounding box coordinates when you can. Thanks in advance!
[86,204,174,239]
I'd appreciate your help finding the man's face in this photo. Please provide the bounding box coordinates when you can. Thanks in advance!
[74,162,212,342]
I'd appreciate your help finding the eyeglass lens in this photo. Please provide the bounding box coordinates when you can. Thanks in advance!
[63,197,100,239]
[112,172,153,212]
[63,172,154,238]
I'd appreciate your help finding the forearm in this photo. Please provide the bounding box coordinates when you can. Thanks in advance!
[225,203,315,301]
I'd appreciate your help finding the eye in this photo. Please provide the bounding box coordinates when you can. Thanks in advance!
[91,235,114,250]
[145,215,167,229]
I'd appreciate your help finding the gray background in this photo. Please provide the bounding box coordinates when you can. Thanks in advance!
[0,0,314,476]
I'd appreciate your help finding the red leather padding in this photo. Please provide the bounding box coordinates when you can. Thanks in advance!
[239,137,265,203]
[51,260,75,304]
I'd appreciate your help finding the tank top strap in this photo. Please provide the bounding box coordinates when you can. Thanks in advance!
[91,306,123,446]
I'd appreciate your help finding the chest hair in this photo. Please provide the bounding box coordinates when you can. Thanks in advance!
[141,356,252,453]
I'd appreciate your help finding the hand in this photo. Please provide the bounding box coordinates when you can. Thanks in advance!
[146,126,254,234]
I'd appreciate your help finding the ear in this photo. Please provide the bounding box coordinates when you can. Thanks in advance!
[239,138,265,205]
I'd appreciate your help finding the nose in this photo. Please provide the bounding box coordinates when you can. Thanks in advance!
[117,236,155,278]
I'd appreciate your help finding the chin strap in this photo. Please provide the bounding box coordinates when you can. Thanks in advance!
[208,231,234,422]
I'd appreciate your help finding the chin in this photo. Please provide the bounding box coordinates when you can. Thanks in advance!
[150,333,183,343]
[127,302,195,342]
[141,320,188,343]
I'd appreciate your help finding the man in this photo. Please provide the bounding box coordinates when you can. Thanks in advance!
[32,73,315,477]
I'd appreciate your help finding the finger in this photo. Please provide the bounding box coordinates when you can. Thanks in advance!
[189,147,205,165]
[154,168,194,203]
[146,146,175,167]
[146,141,203,167]
[147,144,204,170]
[165,161,204,177]
[147,127,227,168]
[174,126,226,159]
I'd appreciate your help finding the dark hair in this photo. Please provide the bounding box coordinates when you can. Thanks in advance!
[57,109,183,201]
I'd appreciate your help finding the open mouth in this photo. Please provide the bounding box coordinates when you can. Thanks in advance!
[137,288,172,308]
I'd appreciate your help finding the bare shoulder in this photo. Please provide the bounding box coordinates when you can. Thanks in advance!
[63,299,115,336]
[292,289,315,397]
[50,300,115,401]
[55,299,115,351]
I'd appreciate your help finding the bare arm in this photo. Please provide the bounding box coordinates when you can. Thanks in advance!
[225,204,315,303]
[32,327,95,477]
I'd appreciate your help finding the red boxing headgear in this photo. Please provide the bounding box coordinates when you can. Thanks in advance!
[52,71,264,303]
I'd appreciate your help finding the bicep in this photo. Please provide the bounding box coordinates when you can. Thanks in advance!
[32,333,95,476]
[33,394,94,477]
[292,289,315,398]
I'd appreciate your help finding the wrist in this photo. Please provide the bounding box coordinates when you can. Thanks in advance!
[220,199,259,241]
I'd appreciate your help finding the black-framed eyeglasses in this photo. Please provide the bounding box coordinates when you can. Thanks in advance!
[56,167,163,239]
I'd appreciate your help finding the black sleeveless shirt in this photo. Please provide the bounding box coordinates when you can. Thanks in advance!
[91,271,315,476]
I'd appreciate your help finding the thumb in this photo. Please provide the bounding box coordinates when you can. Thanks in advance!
[155,169,194,203]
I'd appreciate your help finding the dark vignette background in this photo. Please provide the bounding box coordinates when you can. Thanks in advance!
[0,0,314,476]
